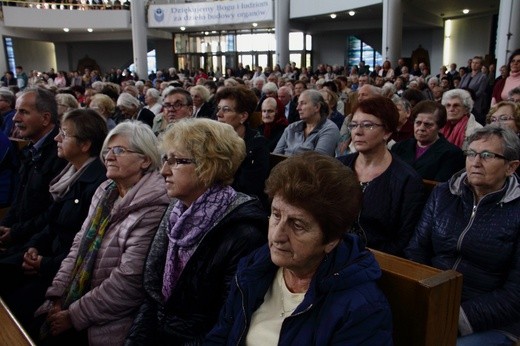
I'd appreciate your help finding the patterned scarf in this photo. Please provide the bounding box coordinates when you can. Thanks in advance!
[440,114,469,148]
[40,181,119,339]
[161,185,236,301]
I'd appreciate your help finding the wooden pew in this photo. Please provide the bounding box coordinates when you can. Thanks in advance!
[422,179,439,197]
[371,249,463,346]
[0,298,35,346]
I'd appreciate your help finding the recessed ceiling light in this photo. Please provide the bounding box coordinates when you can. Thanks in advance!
[252,22,258,27]
[180,26,186,31]
[87,28,93,33]
[330,13,337,19]
[348,11,356,16]
[462,9,470,14]
[63,28,70,32]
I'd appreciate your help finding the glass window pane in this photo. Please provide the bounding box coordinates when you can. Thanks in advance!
[289,53,301,68]
[305,35,312,50]
[258,54,268,68]
[289,32,303,50]
[240,55,253,69]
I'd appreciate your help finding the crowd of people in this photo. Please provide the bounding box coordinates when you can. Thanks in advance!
[0,48,519,345]
[1,0,131,10]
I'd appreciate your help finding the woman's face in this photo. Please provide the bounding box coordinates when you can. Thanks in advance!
[510,54,520,74]
[261,99,277,124]
[144,92,156,106]
[350,110,389,153]
[414,112,439,147]
[160,145,206,206]
[190,90,204,108]
[445,97,467,122]
[395,103,410,126]
[490,105,519,132]
[216,98,247,131]
[104,135,149,189]
[268,195,338,277]
[55,120,86,162]
[296,92,320,122]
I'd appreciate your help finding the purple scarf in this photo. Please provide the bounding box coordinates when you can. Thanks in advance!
[162,185,237,301]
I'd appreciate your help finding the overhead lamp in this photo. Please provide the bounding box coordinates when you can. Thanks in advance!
[330,13,337,19]
[348,10,356,16]
[87,28,93,33]
[462,9,470,14]
[204,31,209,35]
[63,28,70,32]
[180,26,186,31]
[252,22,258,27]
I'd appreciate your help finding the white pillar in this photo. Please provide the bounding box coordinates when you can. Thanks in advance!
[496,0,520,76]
[130,1,148,79]
[382,0,402,66]
[275,0,289,67]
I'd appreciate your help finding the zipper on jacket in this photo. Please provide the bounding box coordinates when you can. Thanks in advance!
[452,200,478,270]
[236,275,249,346]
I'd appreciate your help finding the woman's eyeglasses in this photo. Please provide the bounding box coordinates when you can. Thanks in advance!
[161,155,196,168]
[463,149,508,162]
[102,146,140,157]
[347,121,384,131]
[490,114,515,123]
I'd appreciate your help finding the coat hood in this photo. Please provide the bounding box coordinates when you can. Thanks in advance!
[448,170,520,204]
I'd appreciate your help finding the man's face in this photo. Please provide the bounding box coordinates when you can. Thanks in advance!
[13,92,51,142]
[163,93,192,123]
[357,85,374,102]
[277,89,292,106]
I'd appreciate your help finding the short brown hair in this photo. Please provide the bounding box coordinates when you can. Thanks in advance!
[215,86,258,116]
[265,152,362,242]
[411,100,447,128]
[352,96,399,133]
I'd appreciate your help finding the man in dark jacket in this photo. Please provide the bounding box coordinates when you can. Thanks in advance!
[0,88,66,253]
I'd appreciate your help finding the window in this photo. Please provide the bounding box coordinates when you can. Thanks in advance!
[347,36,382,71]
[4,38,16,74]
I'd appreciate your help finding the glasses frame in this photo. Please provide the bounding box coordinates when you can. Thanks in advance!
[490,114,515,123]
[463,149,508,162]
[161,155,196,169]
[102,146,140,158]
[347,121,384,132]
[163,102,188,110]
[57,128,77,139]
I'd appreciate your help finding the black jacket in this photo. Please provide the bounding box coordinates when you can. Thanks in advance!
[126,193,267,345]
[25,158,107,279]
[1,126,67,247]
[391,135,465,182]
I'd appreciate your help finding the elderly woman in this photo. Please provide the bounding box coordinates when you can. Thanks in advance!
[34,121,169,345]
[89,93,117,131]
[258,96,288,152]
[116,92,155,128]
[205,152,393,345]
[406,126,520,345]
[492,49,520,105]
[487,100,520,137]
[319,88,344,130]
[143,87,162,115]
[274,89,340,156]
[392,100,465,182]
[440,89,483,149]
[0,109,108,328]
[338,96,424,256]
[389,95,414,146]
[126,118,267,345]
[55,93,79,122]
[215,86,270,207]
[190,85,215,119]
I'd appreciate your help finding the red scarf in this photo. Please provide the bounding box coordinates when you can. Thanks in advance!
[440,115,469,148]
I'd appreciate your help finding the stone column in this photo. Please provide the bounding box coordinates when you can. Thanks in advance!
[382,0,403,66]
[130,1,148,79]
[275,0,289,67]
[496,0,520,76]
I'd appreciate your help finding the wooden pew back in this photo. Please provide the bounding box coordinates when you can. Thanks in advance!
[371,249,462,346]
[0,298,35,346]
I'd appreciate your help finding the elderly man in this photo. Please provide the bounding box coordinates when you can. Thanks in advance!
[277,85,299,124]
[406,126,520,345]
[459,56,489,125]
[0,88,66,253]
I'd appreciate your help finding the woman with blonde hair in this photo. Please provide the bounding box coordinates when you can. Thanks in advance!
[55,93,79,122]
[89,93,116,130]
[127,118,266,345]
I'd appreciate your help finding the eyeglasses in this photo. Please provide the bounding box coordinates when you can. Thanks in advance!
[161,155,196,168]
[490,114,515,122]
[216,106,236,114]
[57,128,77,139]
[102,146,140,157]
[414,120,436,129]
[163,102,188,110]
[347,121,384,131]
[463,149,508,161]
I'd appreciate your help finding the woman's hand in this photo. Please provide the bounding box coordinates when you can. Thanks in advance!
[48,309,73,336]
[22,247,42,274]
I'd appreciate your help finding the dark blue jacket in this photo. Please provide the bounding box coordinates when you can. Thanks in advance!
[406,171,520,338]
[205,235,393,345]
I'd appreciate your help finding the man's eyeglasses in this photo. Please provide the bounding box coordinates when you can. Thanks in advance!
[163,102,188,110]
[490,114,515,123]
[102,146,140,157]
[161,155,196,168]
[463,149,508,162]
[347,121,384,131]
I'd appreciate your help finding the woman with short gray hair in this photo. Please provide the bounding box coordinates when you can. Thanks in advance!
[440,89,482,148]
